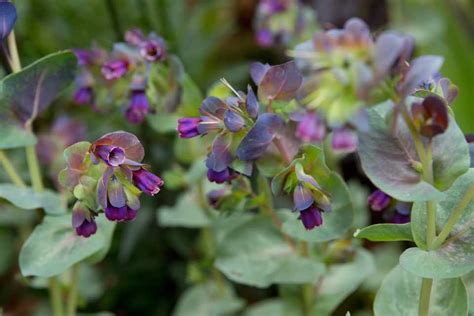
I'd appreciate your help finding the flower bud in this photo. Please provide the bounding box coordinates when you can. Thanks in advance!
[139,37,166,62]
[367,189,391,211]
[132,168,164,196]
[125,89,149,124]
[177,117,202,138]
[299,205,323,230]
[101,59,129,80]
[411,95,448,138]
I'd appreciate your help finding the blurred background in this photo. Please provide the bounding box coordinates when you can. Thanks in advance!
[0,0,473,315]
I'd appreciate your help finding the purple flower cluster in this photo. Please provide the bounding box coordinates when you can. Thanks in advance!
[72,28,167,124]
[61,131,163,238]
[367,189,411,224]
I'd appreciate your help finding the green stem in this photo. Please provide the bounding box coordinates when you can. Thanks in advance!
[432,184,474,249]
[7,30,21,72]
[25,145,44,191]
[299,241,313,315]
[49,277,64,316]
[67,264,80,316]
[418,278,433,316]
[0,150,26,187]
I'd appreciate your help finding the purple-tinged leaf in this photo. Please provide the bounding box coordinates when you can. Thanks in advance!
[237,113,284,161]
[58,141,91,190]
[107,176,126,208]
[224,110,245,132]
[206,134,233,172]
[0,2,16,40]
[199,96,227,118]
[375,32,405,77]
[250,62,270,85]
[91,131,144,163]
[246,85,259,118]
[97,167,113,210]
[258,61,303,101]
[0,51,77,129]
[293,184,314,211]
[400,55,444,96]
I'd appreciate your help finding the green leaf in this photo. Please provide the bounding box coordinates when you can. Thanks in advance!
[358,106,469,202]
[374,265,468,316]
[281,172,353,242]
[312,249,375,316]
[157,190,213,228]
[407,169,474,278]
[354,223,413,242]
[173,281,244,316]
[214,216,326,288]
[0,229,14,275]
[0,183,65,215]
[19,215,115,277]
[147,113,180,133]
[244,299,302,316]
[0,51,77,148]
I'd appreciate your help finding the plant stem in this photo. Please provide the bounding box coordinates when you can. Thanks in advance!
[418,278,433,316]
[432,184,474,249]
[0,150,26,187]
[299,241,314,315]
[25,145,44,191]
[7,30,21,72]
[49,277,64,316]
[67,264,80,316]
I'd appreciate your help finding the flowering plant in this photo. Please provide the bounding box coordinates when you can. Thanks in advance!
[0,2,472,316]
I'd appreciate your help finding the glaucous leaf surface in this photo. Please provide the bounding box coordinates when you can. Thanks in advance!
[354,223,413,242]
[0,51,77,128]
[0,2,16,40]
[19,215,115,277]
[312,249,375,316]
[157,190,214,228]
[0,183,65,215]
[281,172,353,242]
[374,265,468,316]
[405,169,474,278]
[358,104,469,201]
[214,216,326,288]
[173,281,244,316]
[244,299,302,316]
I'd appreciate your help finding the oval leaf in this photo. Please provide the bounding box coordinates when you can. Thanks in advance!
[354,223,413,242]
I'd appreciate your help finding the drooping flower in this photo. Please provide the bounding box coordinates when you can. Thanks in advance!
[367,189,391,211]
[411,95,448,138]
[101,59,129,80]
[295,111,326,143]
[177,117,202,138]
[72,202,97,238]
[331,128,358,153]
[207,167,237,184]
[132,167,164,196]
[125,89,149,124]
[299,205,323,230]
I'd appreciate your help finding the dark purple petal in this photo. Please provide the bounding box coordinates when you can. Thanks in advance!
[207,168,236,184]
[105,205,127,221]
[299,205,323,230]
[246,85,259,119]
[101,59,129,80]
[91,131,145,163]
[400,55,444,96]
[125,206,138,221]
[331,128,358,153]
[411,95,448,138]
[75,217,97,237]
[236,113,284,161]
[0,2,16,40]
[250,62,271,86]
[367,189,391,211]
[132,168,164,196]
[224,110,245,132]
[125,90,149,124]
[177,117,202,138]
[259,61,303,101]
[391,210,410,224]
[73,86,94,105]
[95,145,126,166]
[293,184,314,211]
[295,111,326,143]
[206,134,233,172]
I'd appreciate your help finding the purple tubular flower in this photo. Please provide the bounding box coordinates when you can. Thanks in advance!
[95,145,126,166]
[139,38,166,62]
[207,167,236,184]
[125,28,145,45]
[76,218,97,237]
[391,202,411,224]
[105,205,127,221]
[367,190,391,211]
[101,59,129,80]
[331,128,358,153]
[256,28,273,47]
[296,112,326,143]
[125,89,149,124]
[299,205,323,230]
[177,117,202,138]
[132,168,164,196]
[73,86,93,105]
